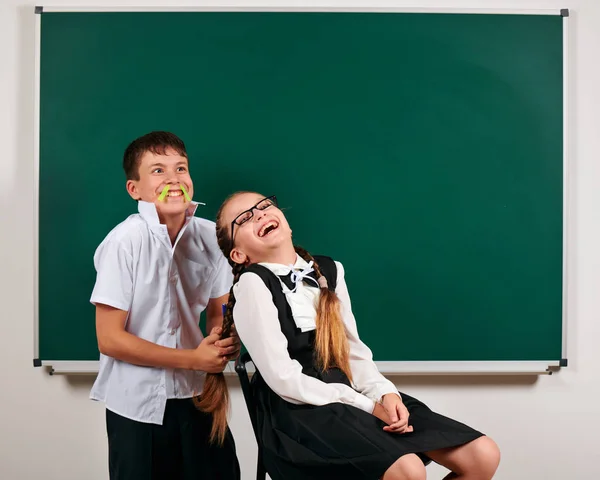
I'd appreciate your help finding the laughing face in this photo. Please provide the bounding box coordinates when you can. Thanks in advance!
[126,147,194,221]
[221,192,293,265]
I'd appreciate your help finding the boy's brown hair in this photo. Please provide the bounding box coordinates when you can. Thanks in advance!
[123,131,188,180]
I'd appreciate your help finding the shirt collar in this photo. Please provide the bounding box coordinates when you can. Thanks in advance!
[137,200,200,227]
[259,254,308,276]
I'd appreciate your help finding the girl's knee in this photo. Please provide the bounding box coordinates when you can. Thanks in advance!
[472,436,501,475]
[382,453,427,480]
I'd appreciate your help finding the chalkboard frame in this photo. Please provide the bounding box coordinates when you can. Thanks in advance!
[32,6,570,375]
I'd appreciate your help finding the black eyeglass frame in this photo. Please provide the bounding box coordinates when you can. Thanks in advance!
[229,195,278,251]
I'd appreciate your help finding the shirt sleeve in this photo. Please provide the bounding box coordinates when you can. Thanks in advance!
[210,251,233,299]
[335,261,400,403]
[89,239,133,312]
[233,272,376,414]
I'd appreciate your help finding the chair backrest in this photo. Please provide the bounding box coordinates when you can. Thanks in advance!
[234,352,267,480]
[234,352,260,441]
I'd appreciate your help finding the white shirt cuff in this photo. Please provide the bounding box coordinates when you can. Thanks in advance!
[353,393,377,414]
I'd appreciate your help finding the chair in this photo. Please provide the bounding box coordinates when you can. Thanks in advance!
[235,352,267,480]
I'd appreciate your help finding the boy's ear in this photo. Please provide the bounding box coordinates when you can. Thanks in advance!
[126,180,141,201]
[230,248,248,266]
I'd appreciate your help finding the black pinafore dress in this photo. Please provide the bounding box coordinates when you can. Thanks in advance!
[242,256,483,480]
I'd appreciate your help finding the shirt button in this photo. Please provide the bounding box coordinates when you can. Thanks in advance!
[170,275,178,284]
[170,328,176,335]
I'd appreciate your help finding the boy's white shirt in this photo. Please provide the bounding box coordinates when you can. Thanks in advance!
[89,201,233,425]
[233,255,399,415]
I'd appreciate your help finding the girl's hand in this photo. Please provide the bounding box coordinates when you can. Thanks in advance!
[372,402,392,424]
[381,393,413,434]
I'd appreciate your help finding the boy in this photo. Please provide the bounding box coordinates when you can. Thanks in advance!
[90,131,241,479]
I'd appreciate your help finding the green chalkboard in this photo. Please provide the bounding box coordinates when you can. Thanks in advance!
[37,11,564,365]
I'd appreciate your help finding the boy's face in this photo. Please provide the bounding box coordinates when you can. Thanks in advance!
[126,147,194,220]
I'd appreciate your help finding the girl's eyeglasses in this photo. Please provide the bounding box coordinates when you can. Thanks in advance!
[230,195,278,250]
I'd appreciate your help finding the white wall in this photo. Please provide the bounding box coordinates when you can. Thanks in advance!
[1,0,599,478]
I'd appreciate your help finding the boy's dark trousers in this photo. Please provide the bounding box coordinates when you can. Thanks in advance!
[106,398,241,480]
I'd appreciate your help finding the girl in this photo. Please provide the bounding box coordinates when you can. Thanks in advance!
[199,191,500,480]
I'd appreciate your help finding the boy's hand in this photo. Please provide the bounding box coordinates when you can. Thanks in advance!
[191,328,229,373]
[215,325,241,361]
